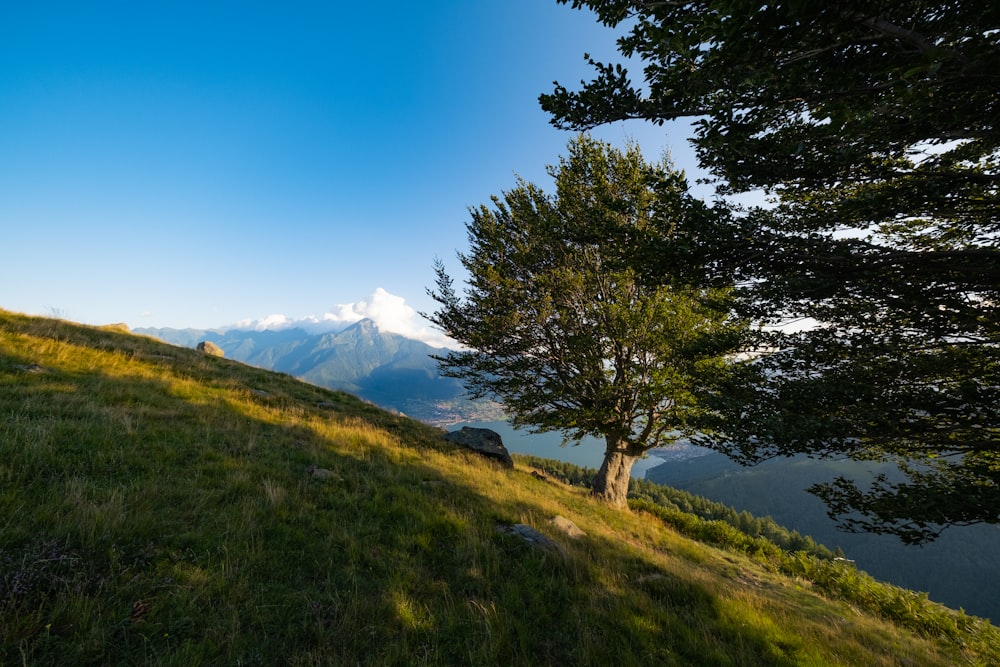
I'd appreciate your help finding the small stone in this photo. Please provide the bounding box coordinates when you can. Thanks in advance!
[196,341,224,357]
[13,363,46,373]
[550,515,585,539]
[498,523,564,555]
[307,465,340,481]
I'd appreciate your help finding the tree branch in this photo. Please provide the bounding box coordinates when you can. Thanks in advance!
[852,14,935,54]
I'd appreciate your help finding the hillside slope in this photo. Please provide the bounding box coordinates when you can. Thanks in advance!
[646,451,1000,621]
[135,321,495,424]
[2,310,997,666]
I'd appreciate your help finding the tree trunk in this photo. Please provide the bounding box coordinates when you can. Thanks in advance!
[591,440,638,508]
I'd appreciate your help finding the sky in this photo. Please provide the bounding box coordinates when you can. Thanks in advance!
[0,1,706,341]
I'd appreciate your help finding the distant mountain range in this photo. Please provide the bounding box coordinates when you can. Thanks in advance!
[134,319,502,425]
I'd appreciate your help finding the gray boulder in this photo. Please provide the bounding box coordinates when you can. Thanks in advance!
[497,523,563,555]
[444,427,514,468]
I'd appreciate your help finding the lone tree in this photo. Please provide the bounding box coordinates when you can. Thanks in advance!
[541,1,1000,541]
[427,135,743,506]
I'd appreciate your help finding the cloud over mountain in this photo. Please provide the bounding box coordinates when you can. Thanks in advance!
[231,288,455,349]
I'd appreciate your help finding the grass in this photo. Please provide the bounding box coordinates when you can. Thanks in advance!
[1,309,997,665]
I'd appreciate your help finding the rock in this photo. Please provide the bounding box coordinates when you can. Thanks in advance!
[443,427,514,468]
[497,523,563,555]
[13,363,47,374]
[550,515,585,539]
[637,573,668,586]
[307,465,341,481]
[196,341,224,357]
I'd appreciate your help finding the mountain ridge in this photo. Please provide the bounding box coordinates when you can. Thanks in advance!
[135,319,500,424]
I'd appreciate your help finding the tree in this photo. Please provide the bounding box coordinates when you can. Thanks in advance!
[427,135,743,506]
[541,1,1000,542]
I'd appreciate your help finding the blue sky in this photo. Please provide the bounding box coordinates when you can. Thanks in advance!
[1,1,703,334]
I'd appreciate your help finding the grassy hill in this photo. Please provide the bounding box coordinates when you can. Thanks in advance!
[644,450,1000,622]
[134,322,493,426]
[2,310,997,666]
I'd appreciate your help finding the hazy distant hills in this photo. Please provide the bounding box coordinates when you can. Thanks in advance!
[135,319,500,424]
[645,452,1000,622]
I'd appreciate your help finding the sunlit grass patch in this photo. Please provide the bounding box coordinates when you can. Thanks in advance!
[0,309,996,666]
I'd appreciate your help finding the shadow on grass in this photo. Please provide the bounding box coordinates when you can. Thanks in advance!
[0,316,942,665]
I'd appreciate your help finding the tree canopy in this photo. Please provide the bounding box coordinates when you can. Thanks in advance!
[427,136,742,506]
[541,1,1000,542]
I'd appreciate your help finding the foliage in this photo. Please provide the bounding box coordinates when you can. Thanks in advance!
[541,0,1000,542]
[644,450,1000,621]
[632,498,1000,653]
[518,453,835,560]
[518,453,999,654]
[427,135,743,505]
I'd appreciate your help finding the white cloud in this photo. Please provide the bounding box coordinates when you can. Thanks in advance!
[233,313,296,330]
[231,288,457,348]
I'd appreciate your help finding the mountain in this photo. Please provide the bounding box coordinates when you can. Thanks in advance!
[135,319,502,425]
[2,309,997,665]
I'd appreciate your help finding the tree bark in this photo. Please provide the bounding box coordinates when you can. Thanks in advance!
[591,440,638,508]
